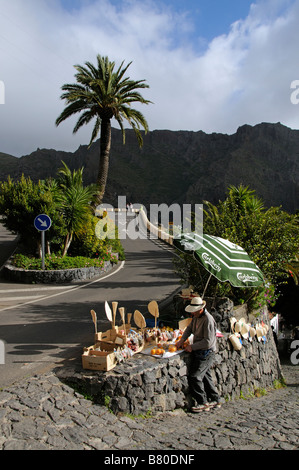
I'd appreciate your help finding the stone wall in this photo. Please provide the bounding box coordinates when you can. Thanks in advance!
[58,316,283,416]
[3,260,116,284]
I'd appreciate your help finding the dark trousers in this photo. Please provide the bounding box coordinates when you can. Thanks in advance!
[188,351,219,405]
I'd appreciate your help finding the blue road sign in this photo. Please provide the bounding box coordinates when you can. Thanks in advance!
[34,214,52,232]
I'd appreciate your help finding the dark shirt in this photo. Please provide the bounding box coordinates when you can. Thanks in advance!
[181,310,217,352]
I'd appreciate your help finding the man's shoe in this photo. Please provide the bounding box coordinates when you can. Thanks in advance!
[209,401,222,409]
[191,403,210,413]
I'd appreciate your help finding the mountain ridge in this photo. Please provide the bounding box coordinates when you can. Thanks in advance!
[0,122,298,212]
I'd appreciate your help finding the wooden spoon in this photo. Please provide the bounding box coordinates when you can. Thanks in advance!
[105,301,113,329]
[112,301,118,329]
[134,310,146,330]
[119,307,126,335]
[148,300,159,330]
[90,309,97,334]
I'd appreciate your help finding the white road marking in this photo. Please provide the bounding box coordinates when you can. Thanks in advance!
[0,261,125,313]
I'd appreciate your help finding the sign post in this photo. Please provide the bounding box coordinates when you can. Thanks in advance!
[34,214,52,270]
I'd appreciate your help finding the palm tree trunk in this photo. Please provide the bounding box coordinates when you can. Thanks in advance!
[96,118,111,205]
[62,232,73,257]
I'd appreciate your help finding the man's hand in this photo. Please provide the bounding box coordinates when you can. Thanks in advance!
[176,339,184,349]
[184,344,192,353]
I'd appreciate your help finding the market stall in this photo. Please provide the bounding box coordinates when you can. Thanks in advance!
[82,300,193,371]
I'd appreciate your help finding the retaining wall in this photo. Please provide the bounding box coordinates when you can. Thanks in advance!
[58,310,283,416]
[3,260,116,284]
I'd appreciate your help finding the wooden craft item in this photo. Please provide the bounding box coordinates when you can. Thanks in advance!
[148,300,159,329]
[105,301,113,329]
[179,317,192,331]
[90,309,97,334]
[112,301,118,328]
[134,310,146,330]
[118,307,127,337]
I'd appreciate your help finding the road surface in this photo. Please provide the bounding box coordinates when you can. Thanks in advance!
[0,214,181,387]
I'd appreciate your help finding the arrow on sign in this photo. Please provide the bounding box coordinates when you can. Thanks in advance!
[34,214,52,232]
[38,218,48,228]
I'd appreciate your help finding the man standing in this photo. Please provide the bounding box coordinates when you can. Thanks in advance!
[176,297,221,413]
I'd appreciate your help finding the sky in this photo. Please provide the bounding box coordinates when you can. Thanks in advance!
[0,0,299,157]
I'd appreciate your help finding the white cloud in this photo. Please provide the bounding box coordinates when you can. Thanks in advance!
[0,0,299,157]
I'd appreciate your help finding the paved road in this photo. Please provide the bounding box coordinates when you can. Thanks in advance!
[0,215,181,388]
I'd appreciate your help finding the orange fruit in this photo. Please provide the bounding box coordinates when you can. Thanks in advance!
[151,348,157,355]
[168,345,177,353]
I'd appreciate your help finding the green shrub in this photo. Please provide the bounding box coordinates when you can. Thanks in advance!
[70,213,125,261]
[11,253,116,271]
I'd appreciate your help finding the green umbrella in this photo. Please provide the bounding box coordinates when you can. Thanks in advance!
[174,232,264,289]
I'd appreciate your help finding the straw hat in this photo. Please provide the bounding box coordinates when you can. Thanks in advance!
[256,325,264,342]
[230,317,237,331]
[185,296,206,313]
[249,326,256,341]
[240,322,250,339]
[234,318,246,334]
[229,333,242,351]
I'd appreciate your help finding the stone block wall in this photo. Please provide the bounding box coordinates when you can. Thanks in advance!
[59,321,283,416]
[3,260,115,284]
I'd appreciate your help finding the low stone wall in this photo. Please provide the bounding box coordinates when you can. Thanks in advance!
[3,260,116,284]
[58,322,283,416]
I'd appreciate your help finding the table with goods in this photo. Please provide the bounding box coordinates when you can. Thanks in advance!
[82,300,193,371]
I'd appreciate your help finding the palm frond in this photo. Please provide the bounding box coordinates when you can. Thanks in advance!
[89,117,102,147]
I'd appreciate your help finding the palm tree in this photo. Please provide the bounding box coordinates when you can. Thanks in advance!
[225,184,264,215]
[55,55,151,204]
[57,162,96,256]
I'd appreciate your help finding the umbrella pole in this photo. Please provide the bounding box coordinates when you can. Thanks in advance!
[202,273,212,299]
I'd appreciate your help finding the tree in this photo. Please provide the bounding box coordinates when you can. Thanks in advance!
[203,186,299,286]
[175,185,299,311]
[0,164,97,257]
[0,175,65,256]
[55,162,97,256]
[55,54,152,204]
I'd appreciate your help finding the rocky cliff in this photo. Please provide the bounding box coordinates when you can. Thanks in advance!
[0,122,298,212]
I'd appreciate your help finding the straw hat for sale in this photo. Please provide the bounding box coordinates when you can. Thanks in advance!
[256,325,264,342]
[240,322,250,339]
[249,326,256,341]
[229,333,242,351]
[233,317,246,335]
[230,317,237,332]
[185,296,206,313]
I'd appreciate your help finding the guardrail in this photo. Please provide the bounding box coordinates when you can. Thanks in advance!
[100,208,174,246]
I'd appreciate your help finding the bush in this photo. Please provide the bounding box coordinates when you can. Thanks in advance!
[11,253,118,271]
[70,212,125,261]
